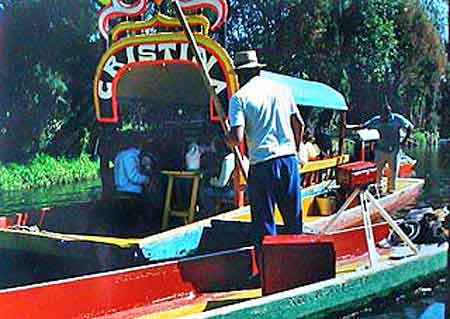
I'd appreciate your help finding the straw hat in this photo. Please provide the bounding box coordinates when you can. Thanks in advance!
[234,50,267,70]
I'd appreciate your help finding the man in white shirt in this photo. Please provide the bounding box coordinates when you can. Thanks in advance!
[226,50,305,261]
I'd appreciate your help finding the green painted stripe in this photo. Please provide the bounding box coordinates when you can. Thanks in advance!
[181,245,447,319]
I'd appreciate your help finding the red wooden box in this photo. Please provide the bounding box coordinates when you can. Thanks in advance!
[336,161,377,188]
[261,235,335,296]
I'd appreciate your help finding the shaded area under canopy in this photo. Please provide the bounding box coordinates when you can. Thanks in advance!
[116,62,210,120]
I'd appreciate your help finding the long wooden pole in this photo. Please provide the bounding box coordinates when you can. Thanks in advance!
[171,0,248,182]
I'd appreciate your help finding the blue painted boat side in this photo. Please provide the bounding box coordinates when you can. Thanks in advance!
[140,227,206,260]
[140,181,333,262]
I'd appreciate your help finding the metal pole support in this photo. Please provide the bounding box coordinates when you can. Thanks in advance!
[320,185,419,268]
[365,191,419,255]
[360,191,380,266]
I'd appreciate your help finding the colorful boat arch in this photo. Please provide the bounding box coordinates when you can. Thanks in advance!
[93,0,236,124]
[93,32,237,124]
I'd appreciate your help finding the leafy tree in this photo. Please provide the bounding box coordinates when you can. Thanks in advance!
[339,0,400,121]
[225,0,446,131]
[420,0,448,43]
[1,0,99,162]
[340,0,445,125]
[390,0,446,127]
[1,0,447,166]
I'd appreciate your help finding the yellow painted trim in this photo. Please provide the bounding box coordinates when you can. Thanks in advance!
[0,229,140,249]
[93,33,238,122]
[137,302,208,319]
[300,155,349,173]
[214,288,262,301]
[337,253,391,273]
[137,289,261,319]
[161,170,203,178]
[111,13,211,41]
[64,234,141,248]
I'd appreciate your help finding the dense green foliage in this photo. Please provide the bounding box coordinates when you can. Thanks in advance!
[0,153,99,191]
[413,131,428,145]
[0,0,448,177]
[225,0,447,128]
[1,0,99,162]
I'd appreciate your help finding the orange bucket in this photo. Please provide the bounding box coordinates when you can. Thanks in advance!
[316,195,337,216]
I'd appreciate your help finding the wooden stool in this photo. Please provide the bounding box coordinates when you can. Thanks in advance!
[161,170,202,230]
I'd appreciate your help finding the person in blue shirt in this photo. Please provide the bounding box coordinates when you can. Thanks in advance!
[114,146,150,195]
[112,136,160,235]
[347,102,414,193]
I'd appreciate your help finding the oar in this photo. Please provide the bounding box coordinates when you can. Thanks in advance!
[170,0,248,182]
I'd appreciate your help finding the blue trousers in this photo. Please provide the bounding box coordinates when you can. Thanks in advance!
[248,154,302,250]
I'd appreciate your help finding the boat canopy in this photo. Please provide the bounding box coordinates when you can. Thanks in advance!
[260,71,348,111]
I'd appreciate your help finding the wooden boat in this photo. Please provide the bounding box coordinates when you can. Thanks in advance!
[384,151,417,178]
[0,176,423,265]
[0,0,425,286]
[0,220,447,319]
[348,130,417,178]
[0,0,425,235]
[1,4,441,319]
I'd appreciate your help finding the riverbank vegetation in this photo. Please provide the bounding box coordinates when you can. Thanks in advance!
[0,153,98,191]
[0,0,449,190]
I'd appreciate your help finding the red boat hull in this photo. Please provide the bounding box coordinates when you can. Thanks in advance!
[0,224,389,319]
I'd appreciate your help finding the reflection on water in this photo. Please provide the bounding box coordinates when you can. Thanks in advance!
[411,145,450,207]
[0,179,101,215]
[359,289,448,319]
[359,143,449,319]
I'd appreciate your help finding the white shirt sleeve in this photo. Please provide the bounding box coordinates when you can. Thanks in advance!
[395,114,414,130]
[229,95,245,128]
[288,91,299,115]
[211,153,235,187]
[297,142,309,165]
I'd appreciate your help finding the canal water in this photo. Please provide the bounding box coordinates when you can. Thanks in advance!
[0,179,101,215]
[348,143,450,319]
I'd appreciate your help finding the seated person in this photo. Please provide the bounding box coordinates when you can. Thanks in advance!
[298,128,321,165]
[114,147,150,196]
[112,136,160,236]
[198,140,249,218]
[315,111,334,157]
[314,128,332,158]
[184,139,216,171]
